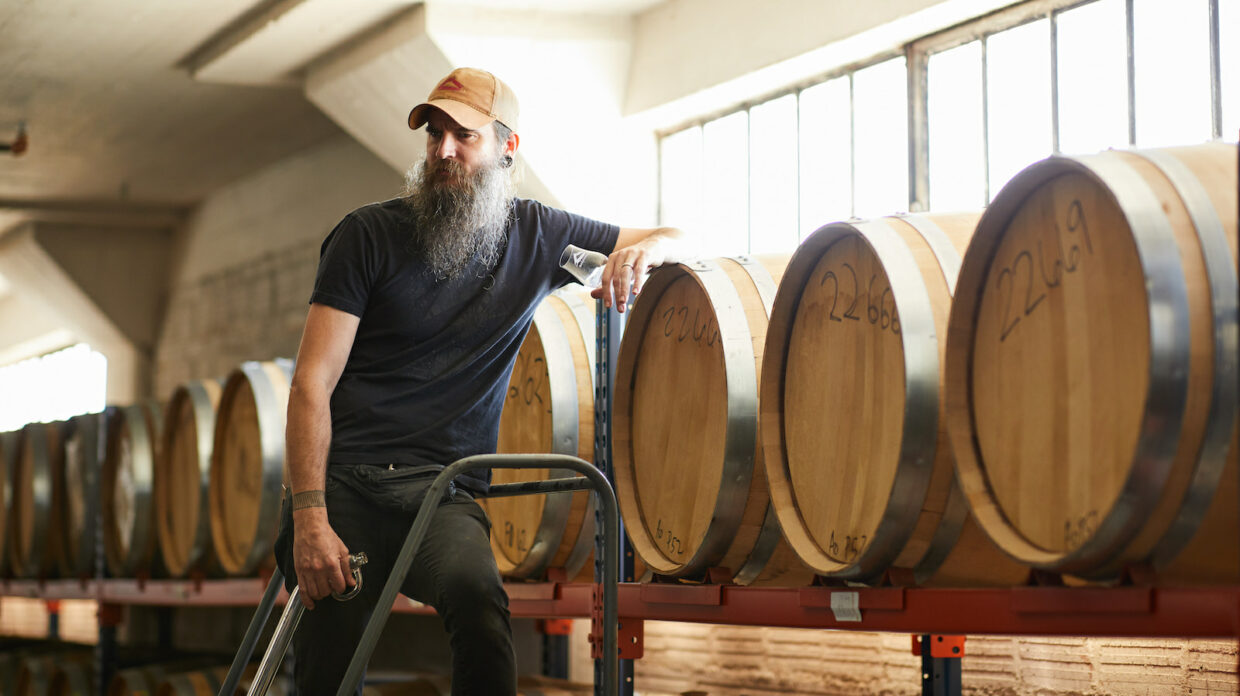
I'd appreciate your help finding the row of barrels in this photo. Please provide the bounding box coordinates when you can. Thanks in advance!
[499,142,1239,586]
[0,359,293,579]
[0,643,264,696]
[1,143,1233,589]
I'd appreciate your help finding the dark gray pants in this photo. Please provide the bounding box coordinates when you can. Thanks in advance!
[274,464,515,696]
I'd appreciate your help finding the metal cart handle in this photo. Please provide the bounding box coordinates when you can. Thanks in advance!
[220,454,619,696]
[334,454,621,696]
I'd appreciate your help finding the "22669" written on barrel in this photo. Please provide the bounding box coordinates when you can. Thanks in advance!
[993,199,1093,343]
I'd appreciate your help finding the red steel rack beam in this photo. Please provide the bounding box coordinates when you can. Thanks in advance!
[5,580,1239,638]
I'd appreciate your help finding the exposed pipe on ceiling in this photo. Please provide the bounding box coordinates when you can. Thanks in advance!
[0,123,27,156]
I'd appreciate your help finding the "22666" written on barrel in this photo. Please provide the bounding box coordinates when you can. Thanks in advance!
[810,259,902,337]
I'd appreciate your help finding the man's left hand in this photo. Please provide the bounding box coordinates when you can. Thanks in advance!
[592,246,653,313]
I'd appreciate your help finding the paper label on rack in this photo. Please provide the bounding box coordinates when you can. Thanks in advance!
[830,592,862,622]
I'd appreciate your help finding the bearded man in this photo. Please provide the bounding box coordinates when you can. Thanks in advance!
[275,67,689,695]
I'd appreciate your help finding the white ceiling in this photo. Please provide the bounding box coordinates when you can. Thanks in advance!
[0,0,347,234]
[0,0,666,238]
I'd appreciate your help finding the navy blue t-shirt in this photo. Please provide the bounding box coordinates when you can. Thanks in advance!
[310,197,618,494]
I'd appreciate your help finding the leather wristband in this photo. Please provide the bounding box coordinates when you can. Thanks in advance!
[292,489,327,510]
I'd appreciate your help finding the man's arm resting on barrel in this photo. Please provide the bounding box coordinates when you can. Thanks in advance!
[286,302,361,609]
[594,226,697,313]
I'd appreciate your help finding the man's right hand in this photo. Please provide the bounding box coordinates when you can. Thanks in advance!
[292,510,354,609]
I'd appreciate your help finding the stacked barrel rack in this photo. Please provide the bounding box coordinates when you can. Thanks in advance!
[0,143,1237,696]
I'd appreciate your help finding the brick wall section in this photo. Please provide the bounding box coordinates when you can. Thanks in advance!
[154,239,318,397]
[570,619,1237,695]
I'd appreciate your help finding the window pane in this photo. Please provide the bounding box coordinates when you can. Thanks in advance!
[988,18,1053,199]
[702,111,750,257]
[659,126,703,233]
[799,77,852,237]
[1223,0,1239,140]
[749,94,799,254]
[853,58,909,218]
[0,344,107,431]
[1134,0,1212,147]
[1057,0,1128,154]
[929,40,984,211]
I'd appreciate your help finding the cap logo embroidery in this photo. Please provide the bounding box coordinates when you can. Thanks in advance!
[437,77,465,92]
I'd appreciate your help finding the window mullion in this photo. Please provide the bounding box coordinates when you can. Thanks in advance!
[1051,9,1061,154]
[907,44,930,213]
[1209,0,1222,139]
[1126,0,1136,146]
[981,37,991,205]
[849,73,857,219]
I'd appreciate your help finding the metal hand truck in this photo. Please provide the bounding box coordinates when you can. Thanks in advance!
[218,453,621,696]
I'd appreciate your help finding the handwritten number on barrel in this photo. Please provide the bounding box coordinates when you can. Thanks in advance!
[997,199,1091,343]
[659,304,721,346]
[867,275,880,324]
[840,263,862,321]
[508,353,548,408]
[1067,199,1093,255]
[821,271,843,322]
[827,531,867,562]
[1064,510,1099,551]
[655,519,682,555]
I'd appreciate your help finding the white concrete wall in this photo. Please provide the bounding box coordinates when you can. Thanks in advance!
[154,133,401,395]
[172,133,401,285]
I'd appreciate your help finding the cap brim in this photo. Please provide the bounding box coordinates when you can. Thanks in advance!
[407,98,495,131]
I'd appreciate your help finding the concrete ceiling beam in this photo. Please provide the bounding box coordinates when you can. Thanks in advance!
[183,0,418,86]
[0,198,186,230]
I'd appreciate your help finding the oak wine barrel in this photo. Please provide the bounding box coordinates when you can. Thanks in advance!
[108,664,173,696]
[210,359,293,576]
[614,255,814,585]
[49,661,93,696]
[0,641,65,695]
[155,666,227,696]
[107,657,226,696]
[158,379,224,577]
[517,674,595,695]
[11,421,68,579]
[102,402,163,577]
[62,411,107,578]
[362,675,451,695]
[14,649,92,696]
[944,143,1239,582]
[487,288,597,581]
[0,430,19,577]
[761,213,1026,586]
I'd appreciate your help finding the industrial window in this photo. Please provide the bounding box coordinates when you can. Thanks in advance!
[0,343,107,431]
[657,0,1232,250]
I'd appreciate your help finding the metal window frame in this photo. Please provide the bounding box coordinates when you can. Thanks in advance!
[657,0,1224,231]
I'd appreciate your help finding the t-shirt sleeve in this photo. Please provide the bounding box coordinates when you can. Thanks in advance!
[309,212,378,317]
[529,201,620,289]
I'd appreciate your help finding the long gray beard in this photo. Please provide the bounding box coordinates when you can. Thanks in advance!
[402,155,514,280]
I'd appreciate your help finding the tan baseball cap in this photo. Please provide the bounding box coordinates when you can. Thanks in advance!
[408,67,519,132]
